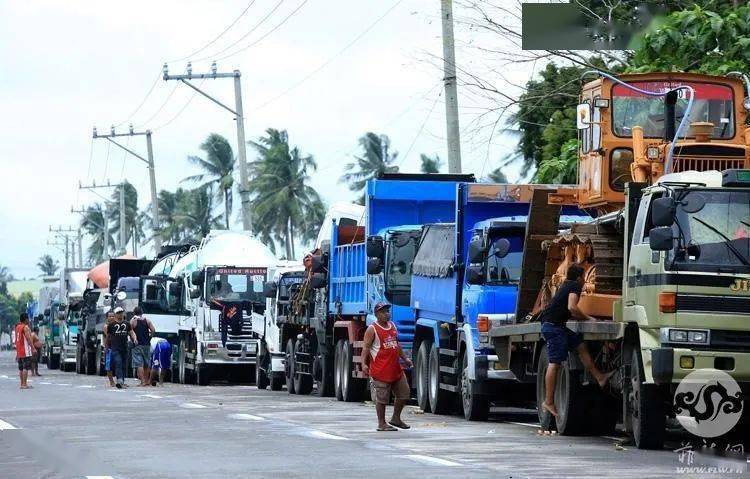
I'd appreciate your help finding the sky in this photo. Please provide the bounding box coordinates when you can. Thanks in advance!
[0,0,535,279]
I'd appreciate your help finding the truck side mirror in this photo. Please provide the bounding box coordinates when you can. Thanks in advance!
[189,287,202,299]
[263,281,278,299]
[468,236,486,264]
[366,236,385,259]
[649,227,674,251]
[191,271,204,286]
[367,258,383,275]
[492,238,511,259]
[466,265,484,285]
[652,197,676,227]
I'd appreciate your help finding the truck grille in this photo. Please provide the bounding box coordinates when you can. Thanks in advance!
[676,295,750,315]
[226,317,255,343]
[710,330,750,352]
[671,144,746,173]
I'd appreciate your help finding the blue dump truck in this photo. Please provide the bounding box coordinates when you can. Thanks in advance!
[278,173,474,399]
[410,184,587,420]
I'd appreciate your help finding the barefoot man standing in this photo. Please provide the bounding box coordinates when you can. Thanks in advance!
[539,264,613,419]
[362,302,413,432]
[15,313,36,389]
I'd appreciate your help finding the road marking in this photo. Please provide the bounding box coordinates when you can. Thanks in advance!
[86,476,114,479]
[180,402,207,409]
[0,374,9,379]
[399,454,462,467]
[54,383,71,386]
[77,385,96,389]
[140,394,163,399]
[39,382,52,385]
[0,419,18,430]
[228,413,264,421]
[305,430,348,441]
[506,421,540,428]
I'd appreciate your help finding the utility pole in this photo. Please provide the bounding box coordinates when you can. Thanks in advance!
[163,62,252,232]
[441,0,462,173]
[80,181,126,256]
[49,226,80,269]
[92,125,161,252]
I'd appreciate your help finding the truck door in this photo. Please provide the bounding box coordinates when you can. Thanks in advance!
[624,191,660,321]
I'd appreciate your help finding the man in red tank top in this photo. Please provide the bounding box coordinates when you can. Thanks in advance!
[15,313,36,389]
[362,302,413,431]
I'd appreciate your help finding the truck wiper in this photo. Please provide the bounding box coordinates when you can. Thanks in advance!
[692,217,750,266]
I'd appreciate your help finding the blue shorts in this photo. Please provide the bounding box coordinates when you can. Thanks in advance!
[541,322,582,364]
[105,349,112,371]
[151,341,172,370]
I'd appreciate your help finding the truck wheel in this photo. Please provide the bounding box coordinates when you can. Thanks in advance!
[294,340,314,395]
[86,347,97,376]
[270,373,284,391]
[629,348,666,449]
[49,353,60,370]
[178,339,188,384]
[75,346,84,374]
[537,348,586,436]
[256,354,269,390]
[334,340,344,401]
[415,342,431,412]
[196,364,210,386]
[317,351,335,397]
[459,350,489,421]
[341,340,364,402]
[428,343,452,414]
[285,339,296,394]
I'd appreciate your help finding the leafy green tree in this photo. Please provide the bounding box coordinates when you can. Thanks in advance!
[80,203,114,264]
[249,129,325,259]
[184,134,235,229]
[485,168,508,183]
[37,255,59,276]
[534,139,579,184]
[340,133,399,204]
[629,3,750,74]
[107,182,139,254]
[174,187,222,243]
[419,154,443,174]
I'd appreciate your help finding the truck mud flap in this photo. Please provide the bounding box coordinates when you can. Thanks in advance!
[651,348,673,385]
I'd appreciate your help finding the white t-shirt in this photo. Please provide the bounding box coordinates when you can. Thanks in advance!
[150,336,168,353]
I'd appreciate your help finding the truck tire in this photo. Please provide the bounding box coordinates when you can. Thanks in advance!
[196,364,210,386]
[294,340,314,395]
[75,345,84,374]
[96,345,106,376]
[317,351,335,397]
[629,348,666,449]
[86,348,97,376]
[256,354,269,390]
[334,340,344,401]
[178,338,188,384]
[536,348,586,435]
[341,340,365,402]
[270,373,284,391]
[459,349,488,421]
[415,342,431,412]
[49,353,60,370]
[285,339,296,394]
[428,343,451,414]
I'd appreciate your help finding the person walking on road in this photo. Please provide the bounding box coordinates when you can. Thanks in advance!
[30,327,43,377]
[105,307,137,389]
[130,307,155,386]
[104,311,116,387]
[539,263,613,420]
[15,313,36,389]
[362,302,413,432]
[149,336,172,386]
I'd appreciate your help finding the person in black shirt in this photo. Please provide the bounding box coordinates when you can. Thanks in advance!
[105,307,137,389]
[539,263,613,419]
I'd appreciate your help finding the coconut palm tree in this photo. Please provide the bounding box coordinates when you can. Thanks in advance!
[174,186,222,243]
[183,133,235,229]
[340,132,399,204]
[80,203,114,263]
[36,255,59,276]
[249,128,326,259]
[486,167,508,183]
[106,181,139,254]
[420,154,443,174]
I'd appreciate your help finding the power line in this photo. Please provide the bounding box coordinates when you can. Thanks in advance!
[168,0,258,63]
[113,70,162,128]
[194,0,285,63]
[134,82,179,128]
[152,79,206,131]
[399,91,442,167]
[214,0,309,62]
[256,0,405,110]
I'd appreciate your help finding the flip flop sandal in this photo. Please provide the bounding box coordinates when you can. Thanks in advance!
[389,421,411,430]
[377,425,398,432]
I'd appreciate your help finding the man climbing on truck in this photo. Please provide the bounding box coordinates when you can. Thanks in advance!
[539,264,613,420]
[362,302,413,432]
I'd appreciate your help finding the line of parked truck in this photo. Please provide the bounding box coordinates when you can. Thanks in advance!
[39,70,750,450]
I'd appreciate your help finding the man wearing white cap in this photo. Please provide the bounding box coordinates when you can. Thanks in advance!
[104,307,137,388]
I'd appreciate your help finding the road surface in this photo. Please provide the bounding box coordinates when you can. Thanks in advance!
[0,351,727,478]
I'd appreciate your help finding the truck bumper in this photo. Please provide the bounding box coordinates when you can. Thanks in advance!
[271,353,285,373]
[650,347,750,385]
[201,340,259,365]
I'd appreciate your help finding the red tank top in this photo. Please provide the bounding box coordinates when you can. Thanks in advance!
[368,321,402,383]
[15,323,32,359]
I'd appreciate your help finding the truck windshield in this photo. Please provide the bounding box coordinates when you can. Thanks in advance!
[612,81,735,139]
[485,227,525,284]
[670,189,750,273]
[140,277,183,315]
[208,267,266,303]
[278,273,304,299]
[385,230,421,293]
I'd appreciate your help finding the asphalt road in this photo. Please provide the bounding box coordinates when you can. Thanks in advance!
[0,351,736,479]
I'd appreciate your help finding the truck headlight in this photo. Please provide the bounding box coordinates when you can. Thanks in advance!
[661,328,710,345]
[244,343,257,354]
